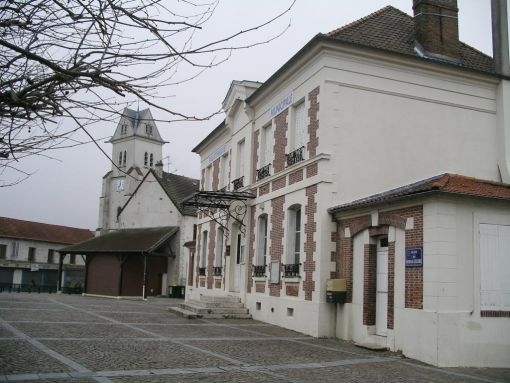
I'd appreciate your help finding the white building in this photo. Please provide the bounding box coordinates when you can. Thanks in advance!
[0,217,92,292]
[186,1,510,367]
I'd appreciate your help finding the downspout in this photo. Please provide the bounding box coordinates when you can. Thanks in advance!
[57,253,64,292]
[142,253,147,300]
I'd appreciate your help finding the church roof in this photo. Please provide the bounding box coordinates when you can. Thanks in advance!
[155,171,200,216]
[328,174,510,214]
[109,107,166,144]
[0,217,93,245]
[60,227,178,254]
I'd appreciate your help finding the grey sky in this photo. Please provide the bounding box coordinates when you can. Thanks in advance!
[0,0,495,230]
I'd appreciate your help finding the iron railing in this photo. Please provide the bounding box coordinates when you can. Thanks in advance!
[283,263,300,278]
[213,266,222,276]
[256,164,271,181]
[232,176,244,191]
[286,146,305,167]
[253,265,266,277]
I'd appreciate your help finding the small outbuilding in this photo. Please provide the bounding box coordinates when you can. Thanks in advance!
[60,227,178,298]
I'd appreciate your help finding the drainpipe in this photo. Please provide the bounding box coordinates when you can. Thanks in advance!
[492,0,510,182]
[142,253,147,300]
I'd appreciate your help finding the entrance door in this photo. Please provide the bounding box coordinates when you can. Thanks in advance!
[230,230,245,293]
[376,238,388,336]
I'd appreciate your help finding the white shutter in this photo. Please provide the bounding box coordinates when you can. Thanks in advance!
[480,224,510,311]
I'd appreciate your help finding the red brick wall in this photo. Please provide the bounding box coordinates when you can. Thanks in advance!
[214,279,221,289]
[269,196,285,297]
[187,250,195,287]
[286,283,299,297]
[306,163,318,178]
[211,158,220,191]
[272,176,287,191]
[363,244,377,325]
[252,129,260,184]
[303,184,317,301]
[401,206,423,309]
[289,169,303,185]
[195,228,201,288]
[259,183,270,196]
[307,87,320,157]
[388,241,395,329]
[273,109,288,173]
[255,282,266,294]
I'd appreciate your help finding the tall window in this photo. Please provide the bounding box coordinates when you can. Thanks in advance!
[69,254,76,265]
[119,152,123,166]
[11,242,19,258]
[219,154,229,190]
[47,249,55,264]
[123,151,127,166]
[480,224,510,311]
[150,153,154,167]
[236,139,245,178]
[215,228,224,268]
[261,123,273,167]
[200,231,208,268]
[121,124,127,135]
[145,124,153,136]
[144,152,148,167]
[28,247,35,262]
[291,101,306,152]
[0,244,6,259]
[287,206,302,265]
[257,215,268,266]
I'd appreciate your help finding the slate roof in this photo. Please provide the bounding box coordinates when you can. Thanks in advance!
[328,174,510,214]
[155,171,200,216]
[326,6,494,73]
[0,217,94,245]
[60,227,178,254]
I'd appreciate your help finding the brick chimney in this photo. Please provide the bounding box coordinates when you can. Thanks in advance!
[413,0,460,60]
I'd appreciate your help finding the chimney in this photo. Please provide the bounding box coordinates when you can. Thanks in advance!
[155,160,163,178]
[492,0,510,76]
[413,0,460,60]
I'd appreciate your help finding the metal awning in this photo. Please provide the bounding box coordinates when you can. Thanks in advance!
[182,190,256,238]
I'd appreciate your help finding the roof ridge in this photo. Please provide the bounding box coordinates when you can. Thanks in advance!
[326,5,404,37]
[0,216,90,231]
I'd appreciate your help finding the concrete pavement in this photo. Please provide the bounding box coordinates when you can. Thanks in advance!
[0,293,508,383]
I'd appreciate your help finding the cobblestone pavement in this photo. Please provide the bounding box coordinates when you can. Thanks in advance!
[0,293,509,383]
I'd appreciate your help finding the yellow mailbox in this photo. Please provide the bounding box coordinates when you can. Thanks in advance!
[326,278,346,303]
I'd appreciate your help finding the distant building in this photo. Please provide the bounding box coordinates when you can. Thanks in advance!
[0,217,93,291]
[61,108,199,298]
[186,1,510,367]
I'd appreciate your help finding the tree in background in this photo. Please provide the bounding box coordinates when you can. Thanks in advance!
[0,0,293,186]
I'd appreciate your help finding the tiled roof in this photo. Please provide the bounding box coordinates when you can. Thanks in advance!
[328,174,510,213]
[61,227,178,254]
[326,6,494,73]
[0,217,94,245]
[155,171,200,216]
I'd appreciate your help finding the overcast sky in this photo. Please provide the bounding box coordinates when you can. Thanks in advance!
[0,0,495,230]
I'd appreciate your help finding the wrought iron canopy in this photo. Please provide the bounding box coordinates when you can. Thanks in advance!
[182,190,256,238]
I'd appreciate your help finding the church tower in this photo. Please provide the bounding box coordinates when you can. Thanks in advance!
[97,107,166,233]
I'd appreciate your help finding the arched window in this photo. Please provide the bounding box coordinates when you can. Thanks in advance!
[119,152,123,166]
[144,152,148,167]
[123,151,127,166]
[150,153,154,167]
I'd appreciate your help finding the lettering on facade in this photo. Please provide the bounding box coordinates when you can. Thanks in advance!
[207,144,228,165]
[270,93,294,118]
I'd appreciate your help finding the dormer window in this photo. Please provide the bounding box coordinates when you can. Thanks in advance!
[120,124,127,135]
[145,124,153,136]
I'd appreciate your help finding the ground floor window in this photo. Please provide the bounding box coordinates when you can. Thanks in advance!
[480,223,510,312]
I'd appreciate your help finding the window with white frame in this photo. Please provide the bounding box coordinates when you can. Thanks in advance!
[257,214,268,266]
[215,227,224,268]
[12,242,19,258]
[200,231,208,270]
[291,100,306,152]
[285,205,302,277]
[480,223,510,311]
[219,154,229,190]
[261,123,273,167]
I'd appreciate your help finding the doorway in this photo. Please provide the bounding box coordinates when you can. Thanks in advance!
[229,226,245,293]
[376,237,388,336]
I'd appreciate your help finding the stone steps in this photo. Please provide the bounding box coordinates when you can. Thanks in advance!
[168,295,251,319]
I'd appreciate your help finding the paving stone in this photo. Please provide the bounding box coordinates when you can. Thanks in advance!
[135,324,264,339]
[14,323,154,339]
[110,371,288,383]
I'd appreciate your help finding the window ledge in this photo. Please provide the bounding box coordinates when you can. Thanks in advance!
[213,275,222,280]
[283,277,300,283]
[252,276,267,282]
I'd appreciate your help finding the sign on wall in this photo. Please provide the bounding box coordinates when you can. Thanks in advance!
[270,92,294,118]
[405,247,423,267]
